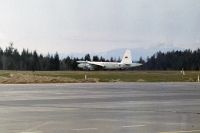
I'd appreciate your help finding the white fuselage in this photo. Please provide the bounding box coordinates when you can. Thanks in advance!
[78,61,142,70]
[95,62,141,69]
[95,62,128,69]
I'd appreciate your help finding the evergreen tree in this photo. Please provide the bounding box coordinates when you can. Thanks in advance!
[32,51,40,71]
[84,54,91,61]
[92,55,99,61]
[54,52,60,70]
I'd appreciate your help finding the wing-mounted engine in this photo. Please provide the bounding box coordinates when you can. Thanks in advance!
[78,63,94,70]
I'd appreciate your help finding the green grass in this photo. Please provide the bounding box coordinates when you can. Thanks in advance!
[0,72,10,78]
[0,70,199,83]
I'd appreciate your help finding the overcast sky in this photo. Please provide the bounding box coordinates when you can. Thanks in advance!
[0,0,200,54]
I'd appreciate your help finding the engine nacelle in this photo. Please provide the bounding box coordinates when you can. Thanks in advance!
[78,63,94,70]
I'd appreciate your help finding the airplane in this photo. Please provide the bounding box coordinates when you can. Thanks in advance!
[77,49,142,70]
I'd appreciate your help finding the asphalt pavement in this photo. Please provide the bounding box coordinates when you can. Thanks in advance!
[0,83,200,133]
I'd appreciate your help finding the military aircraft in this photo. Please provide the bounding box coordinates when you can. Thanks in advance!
[77,49,142,70]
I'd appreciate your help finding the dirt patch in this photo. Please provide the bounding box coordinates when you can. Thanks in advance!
[137,79,145,82]
[0,73,78,84]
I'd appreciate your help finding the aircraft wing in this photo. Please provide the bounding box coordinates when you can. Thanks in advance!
[87,62,104,67]
[77,61,88,63]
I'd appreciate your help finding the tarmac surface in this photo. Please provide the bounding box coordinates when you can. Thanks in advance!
[0,83,200,133]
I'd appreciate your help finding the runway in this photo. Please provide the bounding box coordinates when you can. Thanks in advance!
[0,83,200,133]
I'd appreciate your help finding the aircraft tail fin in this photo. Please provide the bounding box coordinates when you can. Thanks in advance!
[121,49,132,64]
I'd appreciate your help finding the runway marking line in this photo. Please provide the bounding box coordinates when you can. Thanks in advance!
[71,128,98,131]
[89,118,122,122]
[20,131,42,133]
[21,121,50,133]
[160,130,200,133]
[122,125,145,128]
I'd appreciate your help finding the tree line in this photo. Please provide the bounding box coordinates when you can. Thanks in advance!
[0,43,200,70]
[138,49,200,70]
[0,44,110,71]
